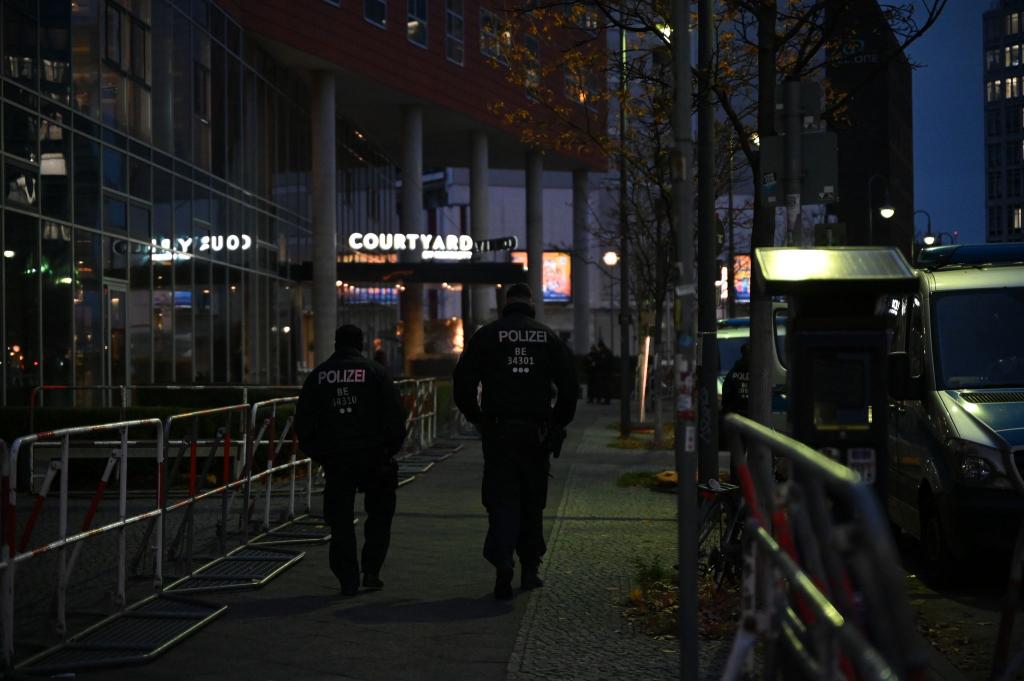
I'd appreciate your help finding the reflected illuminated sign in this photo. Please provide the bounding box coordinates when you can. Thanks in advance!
[149,235,253,261]
[510,251,571,302]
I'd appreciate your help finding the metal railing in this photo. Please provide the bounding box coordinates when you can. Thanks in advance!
[247,398,309,536]
[0,420,165,667]
[396,378,438,450]
[719,413,928,680]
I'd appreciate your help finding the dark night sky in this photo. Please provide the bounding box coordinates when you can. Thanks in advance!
[908,0,984,244]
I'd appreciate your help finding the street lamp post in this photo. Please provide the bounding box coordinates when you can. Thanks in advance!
[867,174,895,245]
[602,250,619,350]
[912,209,932,261]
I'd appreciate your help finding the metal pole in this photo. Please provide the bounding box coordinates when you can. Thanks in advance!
[727,137,736,318]
[671,0,698,677]
[618,17,631,438]
[697,0,719,486]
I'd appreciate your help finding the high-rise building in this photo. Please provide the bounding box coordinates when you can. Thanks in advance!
[984,0,1024,242]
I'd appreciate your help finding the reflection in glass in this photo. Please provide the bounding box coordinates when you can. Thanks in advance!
[41,122,71,221]
[41,220,73,402]
[4,104,38,162]
[74,228,103,397]
[103,146,126,191]
[40,0,72,105]
[72,0,101,119]
[128,248,151,384]
[5,163,39,207]
[153,252,173,383]
[5,212,40,404]
[194,257,211,382]
[174,257,193,382]
[104,195,127,234]
[212,263,227,382]
[74,134,101,228]
[5,0,39,89]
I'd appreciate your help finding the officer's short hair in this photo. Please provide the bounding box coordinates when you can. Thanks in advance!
[505,283,533,304]
[335,324,364,351]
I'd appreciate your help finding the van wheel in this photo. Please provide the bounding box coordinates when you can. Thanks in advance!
[920,501,960,585]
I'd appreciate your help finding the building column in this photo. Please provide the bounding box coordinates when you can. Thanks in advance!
[525,149,544,322]
[311,71,337,364]
[400,104,425,374]
[571,169,590,354]
[470,131,491,332]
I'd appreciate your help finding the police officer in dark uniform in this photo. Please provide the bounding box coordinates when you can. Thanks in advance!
[721,341,751,417]
[295,324,407,596]
[453,283,579,600]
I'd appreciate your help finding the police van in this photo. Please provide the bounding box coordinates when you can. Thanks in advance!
[886,244,1024,574]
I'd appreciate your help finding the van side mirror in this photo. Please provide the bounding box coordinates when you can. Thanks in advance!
[888,351,922,400]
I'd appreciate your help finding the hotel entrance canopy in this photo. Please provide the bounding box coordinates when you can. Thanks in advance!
[291,261,528,285]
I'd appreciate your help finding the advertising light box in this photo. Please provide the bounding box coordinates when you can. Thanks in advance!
[734,254,751,303]
[510,251,572,302]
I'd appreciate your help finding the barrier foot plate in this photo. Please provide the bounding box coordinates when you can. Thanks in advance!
[398,475,416,487]
[250,515,333,546]
[397,462,434,475]
[164,545,303,594]
[15,594,225,675]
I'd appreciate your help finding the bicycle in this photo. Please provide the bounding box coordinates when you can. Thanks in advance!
[696,479,746,590]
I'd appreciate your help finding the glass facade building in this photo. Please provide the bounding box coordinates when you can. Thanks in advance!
[0,0,323,405]
[985,0,1024,243]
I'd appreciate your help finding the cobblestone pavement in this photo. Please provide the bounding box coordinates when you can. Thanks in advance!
[506,413,729,681]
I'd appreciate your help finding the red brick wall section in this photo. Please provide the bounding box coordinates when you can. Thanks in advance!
[222,0,606,169]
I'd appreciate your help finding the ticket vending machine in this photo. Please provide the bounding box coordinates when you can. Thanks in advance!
[754,248,917,494]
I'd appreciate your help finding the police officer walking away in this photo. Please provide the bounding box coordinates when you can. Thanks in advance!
[296,324,407,596]
[453,283,579,600]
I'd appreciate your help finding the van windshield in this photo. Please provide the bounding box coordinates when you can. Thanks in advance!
[933,287,1024,389]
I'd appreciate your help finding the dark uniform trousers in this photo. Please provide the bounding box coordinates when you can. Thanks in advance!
[481,421,550,571]
[322,458,398,588]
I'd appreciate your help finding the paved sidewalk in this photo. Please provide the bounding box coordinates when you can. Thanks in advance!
[61,403,701,681]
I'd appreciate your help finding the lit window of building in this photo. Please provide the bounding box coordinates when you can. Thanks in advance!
[445,0,464,64]
[408,0,427,47]
[1015,207,1023,231]
[1008,11,1021,35]
[480,8,506,63]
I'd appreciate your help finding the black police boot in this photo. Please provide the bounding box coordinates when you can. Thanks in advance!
[340,580,360,596]
[363,573,384,591]
[494,568,514,601]
[520,566,543,590]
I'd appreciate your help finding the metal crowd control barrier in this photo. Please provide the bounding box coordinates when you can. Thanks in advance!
[154,403,302,594]
[719,413,928,681]
[991,440,1024,679]
[0,420,164,667]
[396,378,438,451]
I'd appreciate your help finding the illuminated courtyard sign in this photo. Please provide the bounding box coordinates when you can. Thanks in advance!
[348,232,475,260]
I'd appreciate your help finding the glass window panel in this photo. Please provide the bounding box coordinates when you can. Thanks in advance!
[103,234,127,281]
[5,0,39,90]
[40,0,72,106]
[173,256,192,382]
[127,79,152,144]
[128,217,151,385]
[73,227,103,391]
[211,262,227,382]
[152,244,172,382]
[129,156,150,199]
[103,146,127,191]
[365,0,387,26]
[5,105,39,162]
[5,212,40,404]
[74,134,101,227]
[210,42,226,178]
[5,163,40,209]
[174,177,191,244]
[153,167,172,249]
[129,202,149,241]
[41,220,73,389]
[72,0,101,119]
[228,265,241,381]
[101,64,126,130]
[172,11,192,162]
[150,0,173,153]
[41,123,72,221]
[408,0,427,47]
[104,195,127,233]
[194,256,211,381]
